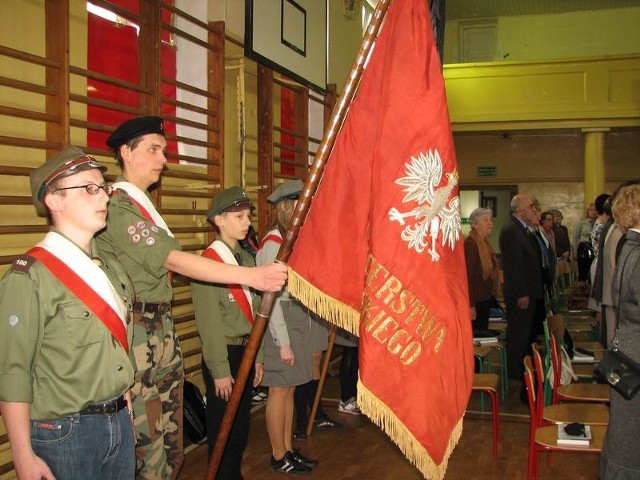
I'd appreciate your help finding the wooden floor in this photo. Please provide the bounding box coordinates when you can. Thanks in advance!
[178,366,601,479]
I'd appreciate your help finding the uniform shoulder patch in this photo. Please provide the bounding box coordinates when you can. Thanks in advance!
[112,188,134,205]
[10,255,36,273]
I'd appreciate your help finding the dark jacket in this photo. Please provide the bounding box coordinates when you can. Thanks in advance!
[590,219,613,303]
[464,234,495,305]
[499,215,544,300]
[552,224,570,258]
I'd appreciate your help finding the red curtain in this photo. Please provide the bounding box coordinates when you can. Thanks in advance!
[87,0,177,158]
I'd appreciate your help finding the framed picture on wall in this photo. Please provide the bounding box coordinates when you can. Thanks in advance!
[482,196,497,216]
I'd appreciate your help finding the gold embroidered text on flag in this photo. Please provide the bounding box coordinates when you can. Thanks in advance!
[288,0,474,478]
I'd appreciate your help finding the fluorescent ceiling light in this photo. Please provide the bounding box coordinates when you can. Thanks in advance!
[87,2,140,36]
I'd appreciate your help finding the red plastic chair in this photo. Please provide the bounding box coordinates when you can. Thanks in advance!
[471,373,500,460]
[531,342,609,426]
[549,336,609,404]
[524,356,606,480]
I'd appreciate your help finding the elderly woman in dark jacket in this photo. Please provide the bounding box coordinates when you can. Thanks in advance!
[464,207,499,331]
[600,184,640,479]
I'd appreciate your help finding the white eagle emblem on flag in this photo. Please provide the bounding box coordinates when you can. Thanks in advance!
[388,149,461,261]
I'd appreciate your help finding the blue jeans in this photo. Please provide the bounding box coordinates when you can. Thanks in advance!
[31,407,135,479]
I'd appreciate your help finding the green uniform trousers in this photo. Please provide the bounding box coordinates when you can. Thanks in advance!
[131,307,184,480]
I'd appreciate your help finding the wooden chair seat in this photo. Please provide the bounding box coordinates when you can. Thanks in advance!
[557,383,610,403]
[542,403,609,425]
[574,341,605,352]
[564,310,592,317]
[471,373,500,460]
[473,373,500,391]
[572,363,596,378]
[534,424,607,452]
[473,345,493,371]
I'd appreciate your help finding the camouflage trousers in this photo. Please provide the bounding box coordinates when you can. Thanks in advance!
[130,307,184,480]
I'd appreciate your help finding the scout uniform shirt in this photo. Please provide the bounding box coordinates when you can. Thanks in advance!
[256,229,291,346]
[191,240,262,379]
[257,229,314,387]
[95,176,182,303]
[0,230,134,420]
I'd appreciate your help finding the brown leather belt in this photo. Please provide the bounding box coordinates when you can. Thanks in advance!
[79,395,127,415]
[225,335,249,346]
[133,301,171,315]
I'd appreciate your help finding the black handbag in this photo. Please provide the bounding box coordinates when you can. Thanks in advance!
[594,346,640,400]
[183,380,208,444]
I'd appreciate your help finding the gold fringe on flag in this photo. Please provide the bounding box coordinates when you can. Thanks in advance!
[288,268,360,336]
[357,380,464,480]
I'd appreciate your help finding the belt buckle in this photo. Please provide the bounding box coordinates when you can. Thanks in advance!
[133,301,146,314]
[78,395,125,416]
[158,303,170,315]
[98,399,115,414]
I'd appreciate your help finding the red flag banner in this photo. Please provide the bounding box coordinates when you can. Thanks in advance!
[287,0,474,477]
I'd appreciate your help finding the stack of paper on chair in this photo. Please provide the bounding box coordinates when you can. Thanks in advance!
[572,347,595,363]
[557,423,592,446]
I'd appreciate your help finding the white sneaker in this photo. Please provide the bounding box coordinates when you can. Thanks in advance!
[251,389,267,404]
[338,397,362,415]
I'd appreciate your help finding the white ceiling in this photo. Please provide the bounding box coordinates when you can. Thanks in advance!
[445,0,640,21]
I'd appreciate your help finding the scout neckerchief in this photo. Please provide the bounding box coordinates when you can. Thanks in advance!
[201,240,254,326]
[113,180,175,281]
[258,229,283,250]
[112,181,175,237]
[28,232,129,352]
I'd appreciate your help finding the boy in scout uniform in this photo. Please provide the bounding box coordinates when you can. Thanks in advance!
[97,116,286,479]
[191,187,263,480]
[0,147,136,479]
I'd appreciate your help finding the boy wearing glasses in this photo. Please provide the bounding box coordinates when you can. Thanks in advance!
[0,147,136,479]
[96,116,286,479]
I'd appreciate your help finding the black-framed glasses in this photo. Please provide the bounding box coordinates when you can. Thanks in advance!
[51,183,113,196]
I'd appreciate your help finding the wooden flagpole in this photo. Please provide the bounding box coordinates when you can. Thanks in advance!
[204,1,392,478]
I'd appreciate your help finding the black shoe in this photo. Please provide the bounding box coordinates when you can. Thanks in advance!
[313,416,341,429]
[291,448,319,468]
[293,425,307,442]
[293,421,307,441]
[270,452,311,475]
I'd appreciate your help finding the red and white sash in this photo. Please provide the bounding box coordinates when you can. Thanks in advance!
[112,181,174,237]
[28,232,129,352]
[201,240,254,326]
[258,229,283,250]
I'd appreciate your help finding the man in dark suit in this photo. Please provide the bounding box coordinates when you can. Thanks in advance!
[499,194,544,380]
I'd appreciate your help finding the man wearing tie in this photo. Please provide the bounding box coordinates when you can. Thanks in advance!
[499,194,544,383]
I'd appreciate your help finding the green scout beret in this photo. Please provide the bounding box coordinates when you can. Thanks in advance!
[106,116,164,150]
[207,186,254,221]
[267,179,303,205]
[30,146,107,215]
